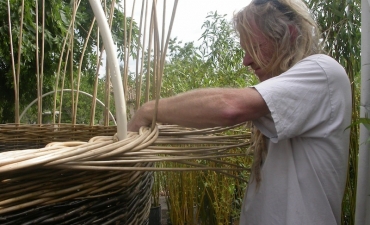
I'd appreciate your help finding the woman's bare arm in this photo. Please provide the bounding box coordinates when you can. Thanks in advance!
[127,87,269,132]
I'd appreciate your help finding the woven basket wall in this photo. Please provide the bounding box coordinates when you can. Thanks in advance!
[0,124,117,151]
[0,1,161,222]
[0,124,153,224]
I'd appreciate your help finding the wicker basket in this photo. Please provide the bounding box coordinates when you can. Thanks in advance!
[0,124,154,224]
[0,1,250,224]
[0,0,155,223]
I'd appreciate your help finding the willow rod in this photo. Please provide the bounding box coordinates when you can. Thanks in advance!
[15,0,25,124]
[73,16,97,124]
[19,89,116,125]
[150,0,179,130]
[7,0,18,124]
[63,153,247,165]
[69,0,77,124]
[0,124,248,172]
[53,17,73,124]
[37,0,46,125]
[89,29,101,126]
[103,0,116,126]
[55,165,248,172]
[123,0,137,98]
[135,0,148,110]
[52,0,82,124]
[58,45,70,124]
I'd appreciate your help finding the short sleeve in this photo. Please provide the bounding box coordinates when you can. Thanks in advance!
[252,55,348,142]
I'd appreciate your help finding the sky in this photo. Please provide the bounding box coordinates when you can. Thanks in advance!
[128,0,251,45]
[100,0,252,74]
[170,0,251,44]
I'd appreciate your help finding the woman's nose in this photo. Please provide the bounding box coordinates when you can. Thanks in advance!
[243,52,253,67]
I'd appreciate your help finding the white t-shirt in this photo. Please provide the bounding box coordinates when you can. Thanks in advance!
[239,54,352,225]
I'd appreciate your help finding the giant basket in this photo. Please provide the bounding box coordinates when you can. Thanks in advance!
[0,0,250,224]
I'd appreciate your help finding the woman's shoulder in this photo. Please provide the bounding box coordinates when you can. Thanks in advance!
[297,54,341,67]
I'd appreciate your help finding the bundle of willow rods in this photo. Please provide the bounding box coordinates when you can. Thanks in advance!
[0,123,249,221]
[0,124,249,173]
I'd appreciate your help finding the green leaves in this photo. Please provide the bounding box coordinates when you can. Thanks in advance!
[0,0,140,123]
[161,12,254,98]
[359,118,370,131]
[347,117,370,144]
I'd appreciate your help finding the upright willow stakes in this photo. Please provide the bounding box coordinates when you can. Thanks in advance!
[0,0,251,224]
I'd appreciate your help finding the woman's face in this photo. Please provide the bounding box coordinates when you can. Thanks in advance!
[240,25,275,82]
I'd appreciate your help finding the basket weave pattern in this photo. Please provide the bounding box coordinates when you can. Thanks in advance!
[0,124,153,224]
[0,124,117,151]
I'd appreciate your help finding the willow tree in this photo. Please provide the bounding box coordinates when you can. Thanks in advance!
[305,0,361,224]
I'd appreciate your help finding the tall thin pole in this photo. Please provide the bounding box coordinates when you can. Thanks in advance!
[89,0,127,140]
[355,0,370,224]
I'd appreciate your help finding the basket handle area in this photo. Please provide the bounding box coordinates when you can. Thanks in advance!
[89,0,127,140]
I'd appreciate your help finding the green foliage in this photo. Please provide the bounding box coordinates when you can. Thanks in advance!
[199,12,245,75]
[0,0,140,124]
[0,0,67,123]
[21,90,108,125]
[161,12,255,98]
[348,117,370,144]
[157,4,363,223]
[151,12,255,224]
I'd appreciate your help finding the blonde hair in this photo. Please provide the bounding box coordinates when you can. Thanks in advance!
[234,0,323,185]
[233,0,322,76]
